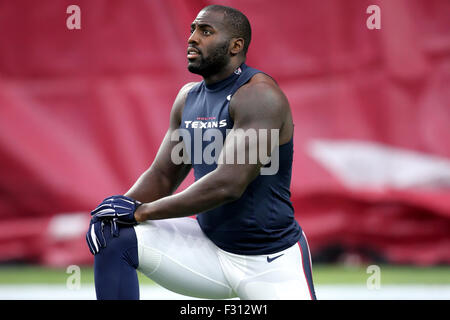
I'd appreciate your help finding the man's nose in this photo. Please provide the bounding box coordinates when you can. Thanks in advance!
[188,29,200,45]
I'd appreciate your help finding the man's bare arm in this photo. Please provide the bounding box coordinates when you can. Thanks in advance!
[124,82,196,203]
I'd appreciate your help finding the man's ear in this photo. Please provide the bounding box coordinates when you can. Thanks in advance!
[230,38,244,56]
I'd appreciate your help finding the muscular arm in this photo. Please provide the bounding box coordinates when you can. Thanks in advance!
[134,75,292,221]
[124,83,196,203]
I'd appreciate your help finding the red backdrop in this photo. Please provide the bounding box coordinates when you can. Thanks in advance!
[0,0,449,266]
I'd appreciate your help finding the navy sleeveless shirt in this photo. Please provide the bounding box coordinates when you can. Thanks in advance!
[181,63,301,255]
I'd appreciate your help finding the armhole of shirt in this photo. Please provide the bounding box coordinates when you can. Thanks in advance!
[182,82,203,119]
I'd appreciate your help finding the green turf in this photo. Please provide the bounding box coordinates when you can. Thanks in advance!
[0,266,155,285]
[312,265,450,285]
[0,264,449,285]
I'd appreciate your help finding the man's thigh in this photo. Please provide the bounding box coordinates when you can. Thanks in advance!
[134,217,235,299]
[218,233,316,300]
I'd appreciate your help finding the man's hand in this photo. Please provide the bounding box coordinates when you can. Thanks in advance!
[85,195,142,255]
[91,195,142,224]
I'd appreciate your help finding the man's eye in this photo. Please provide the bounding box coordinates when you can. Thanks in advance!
[190,29,194,34]
[203,30,212,35]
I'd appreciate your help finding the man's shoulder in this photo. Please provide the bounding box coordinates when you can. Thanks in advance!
[231,72,288,115]
[179,81,202,97]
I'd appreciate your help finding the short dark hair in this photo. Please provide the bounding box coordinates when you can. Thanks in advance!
[203,5,252,55]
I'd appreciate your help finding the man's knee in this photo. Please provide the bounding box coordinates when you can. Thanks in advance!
[95,225,138,268]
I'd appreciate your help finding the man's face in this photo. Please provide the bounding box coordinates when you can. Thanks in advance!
[187,10,231,77]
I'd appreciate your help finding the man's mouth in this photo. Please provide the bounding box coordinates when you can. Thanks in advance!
[187,47,201,59]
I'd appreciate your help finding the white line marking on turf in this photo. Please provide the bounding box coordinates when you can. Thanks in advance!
[0,284,449,300]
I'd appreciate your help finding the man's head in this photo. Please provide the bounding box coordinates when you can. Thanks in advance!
[187,5,251,77]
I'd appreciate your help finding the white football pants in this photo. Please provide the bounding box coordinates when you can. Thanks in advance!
[134,217,316,300]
